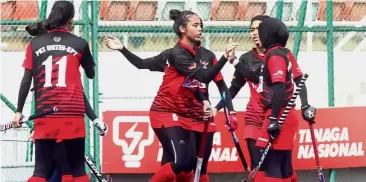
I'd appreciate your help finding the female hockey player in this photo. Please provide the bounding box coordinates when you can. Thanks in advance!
[106,9,238,182]
[12,1,107,182]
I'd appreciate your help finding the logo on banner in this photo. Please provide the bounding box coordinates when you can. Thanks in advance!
[112,116,154,168]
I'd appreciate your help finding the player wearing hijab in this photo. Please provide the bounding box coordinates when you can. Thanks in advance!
[247,17,316,181]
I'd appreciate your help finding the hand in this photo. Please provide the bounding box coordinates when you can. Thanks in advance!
[301,104,316,124]
[93,118,108,136]
[267,116,281,139]
[12,112,24,128]
[105,36,124,50]
[226,111,238,131]
[202,100,213,120]
[224,40,239,63]
[212,108,218,117]
[28,131,35,142]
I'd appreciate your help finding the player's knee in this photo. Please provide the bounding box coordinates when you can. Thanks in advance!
[161,151,172,166]
[71,160,86,177]
[172,158,191,174]
[33,164,52,179]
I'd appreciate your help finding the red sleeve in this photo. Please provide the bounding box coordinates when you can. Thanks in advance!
[22,43,33,70]
[287,52,303,79]
[212,57,224,82]
[267,55,287,83]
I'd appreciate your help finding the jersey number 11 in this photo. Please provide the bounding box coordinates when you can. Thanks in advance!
[42,55,67,87]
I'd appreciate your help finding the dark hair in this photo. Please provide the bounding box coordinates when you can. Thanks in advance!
[250,15,270,26]
[169,9,200,37]
[25,20,48,36]
[25,1,75,36]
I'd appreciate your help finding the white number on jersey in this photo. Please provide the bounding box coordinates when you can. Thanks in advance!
[172,113,178,121]
[42,55,67,87]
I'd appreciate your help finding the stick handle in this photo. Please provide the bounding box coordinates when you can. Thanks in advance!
[221,91,250,171]
[23,107,58,122]
[1,107,58,132]
[278,74,308,123]
[85,154,107,182]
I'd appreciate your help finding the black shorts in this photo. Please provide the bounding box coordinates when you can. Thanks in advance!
[164,126,196,174]
[261,150,294,179]
[34,138,86,178]
[153,127,174,166]
[153,126,214,175]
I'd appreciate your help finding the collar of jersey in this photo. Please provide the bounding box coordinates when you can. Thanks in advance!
[252,48,264,60]
[264,45,282,56]
[48,28,71,33]
[178,41,197,56]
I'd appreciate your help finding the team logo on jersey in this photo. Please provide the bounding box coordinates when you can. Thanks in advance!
[200,60,209,69]
[183,76,206,88]
[112,116,154,168]
[272,70,284,80]
[53,36,61,42]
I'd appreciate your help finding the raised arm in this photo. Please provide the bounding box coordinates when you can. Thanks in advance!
[106,36,168,72]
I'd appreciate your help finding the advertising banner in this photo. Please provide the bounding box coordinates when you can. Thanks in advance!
[102,107,366,173]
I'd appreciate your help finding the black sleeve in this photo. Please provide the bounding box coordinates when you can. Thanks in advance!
[119,47,167,72]
[294,76,309,106]
[171,52,228,84]
[194,88,208,102]
[16,69,33,113]
[84,93,97,121]
[234,62,260,84]
[231,68,246,88]
[80,43,95,79]
[215,69,245,111]
[270,83,286,118]
[215,84,241,111]
[214,80,235,112]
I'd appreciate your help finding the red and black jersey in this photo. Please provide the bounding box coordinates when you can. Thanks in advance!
[189,46,224,122]
[231,49,265,128]
[258,46,295,109]
[151,41,223,121]
[23,28,95,118]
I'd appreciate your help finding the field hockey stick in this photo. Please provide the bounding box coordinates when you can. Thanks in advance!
[221,91,250,172]
[249,73,309,182]
[193,115,210,182]
[309,123,325,182]
[0,107,58,132]
[85,154,108,182]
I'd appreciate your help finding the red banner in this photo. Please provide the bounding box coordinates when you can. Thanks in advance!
[102,107,366,173]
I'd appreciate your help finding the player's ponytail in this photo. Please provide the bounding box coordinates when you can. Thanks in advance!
[169,9,181,21]
[45,1,75,30]
[25,20,48,36]
[46,6,64,30]
[169,9,198,37]
[25,1,74,36]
